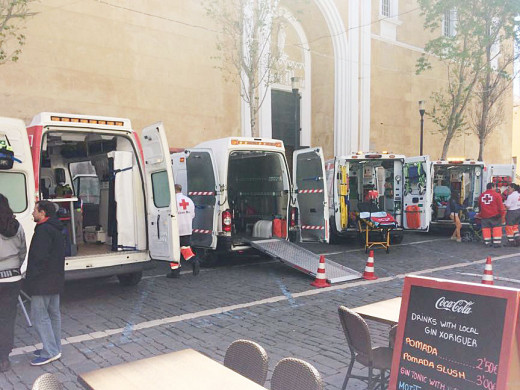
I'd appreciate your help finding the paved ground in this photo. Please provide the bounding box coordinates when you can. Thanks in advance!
[1,232,519,389]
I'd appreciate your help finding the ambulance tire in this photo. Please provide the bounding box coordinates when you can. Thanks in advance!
[117,271,143,286]
[390,234,404,244]
[357,232,366,247]
[200,250,219,268]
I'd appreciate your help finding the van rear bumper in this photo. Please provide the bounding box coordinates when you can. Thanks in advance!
[64,261,153,281]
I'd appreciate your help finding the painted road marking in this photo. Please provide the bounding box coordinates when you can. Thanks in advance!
[11,251,520,356]
[319,238,448,256]
[458,272,520,284]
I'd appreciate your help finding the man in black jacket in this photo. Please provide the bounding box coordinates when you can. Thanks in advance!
[26,200,65,366]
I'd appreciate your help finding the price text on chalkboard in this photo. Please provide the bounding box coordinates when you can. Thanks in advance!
[389,277,520,390]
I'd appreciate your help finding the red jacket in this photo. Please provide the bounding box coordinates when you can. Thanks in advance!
[479,189,506,219]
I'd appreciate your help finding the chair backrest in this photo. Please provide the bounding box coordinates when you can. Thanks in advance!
[389,324,398,349]
[271,357,323,390]
[224,339,268,386]
[338,305,373,359]
[32,373,62,390]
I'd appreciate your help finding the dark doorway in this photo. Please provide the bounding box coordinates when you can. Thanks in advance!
[271,89,300,149]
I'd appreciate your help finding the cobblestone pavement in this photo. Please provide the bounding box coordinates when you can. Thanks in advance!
[1,232,519,389]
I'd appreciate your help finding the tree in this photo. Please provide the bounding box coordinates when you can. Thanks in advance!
[203,0,286,137]
[470,5,520,161]
[416,0,520,160]
[0,0,34,64]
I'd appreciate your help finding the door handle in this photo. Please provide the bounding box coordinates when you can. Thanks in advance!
[157,214,160,239]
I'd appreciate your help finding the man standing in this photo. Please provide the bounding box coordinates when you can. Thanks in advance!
[26,201,65,366]
[479,183,506,248]
[504,183,520,246]
[166,184,200,278]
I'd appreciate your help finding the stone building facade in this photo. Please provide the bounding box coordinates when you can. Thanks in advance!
[0,0,513,162]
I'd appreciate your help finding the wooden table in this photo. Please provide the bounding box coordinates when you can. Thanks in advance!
[78,349,267,390]
[352,297,402,325]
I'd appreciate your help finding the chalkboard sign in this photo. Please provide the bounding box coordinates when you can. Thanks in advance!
[389,276,520,390]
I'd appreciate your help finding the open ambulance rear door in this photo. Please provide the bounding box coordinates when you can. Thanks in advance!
[0,117,35,254]
[332,158,349,234]
[403,156,432,231]
[175,149,219,250]
[141,122,180,263]
[293,148,329,242]
[485,164,516,188]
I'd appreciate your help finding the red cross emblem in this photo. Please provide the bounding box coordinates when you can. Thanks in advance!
[481,194,493,205]
[179,199,189,210]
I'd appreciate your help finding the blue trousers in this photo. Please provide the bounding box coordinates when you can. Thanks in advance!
[31,295,61,358]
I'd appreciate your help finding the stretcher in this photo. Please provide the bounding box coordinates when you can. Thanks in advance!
[357,211,397,253]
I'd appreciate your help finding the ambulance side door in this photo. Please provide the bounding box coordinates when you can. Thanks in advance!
[184,148,219,250]
[141,122,180,262]
[403,156,432,231]
[293,147,329,242]
[0,117,35,255]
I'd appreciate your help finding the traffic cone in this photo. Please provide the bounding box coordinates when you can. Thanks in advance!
[481,256,494,285]
[311,255,331,288]
[363,250,378,280]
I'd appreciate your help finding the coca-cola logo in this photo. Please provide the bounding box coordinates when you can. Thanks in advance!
[435,297,474,314]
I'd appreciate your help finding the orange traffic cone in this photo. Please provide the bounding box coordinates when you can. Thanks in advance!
[311,255,331,288]
[363,250,378,280]
[481,256,494,285]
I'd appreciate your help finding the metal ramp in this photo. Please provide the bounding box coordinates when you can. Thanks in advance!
[250,239,362,283]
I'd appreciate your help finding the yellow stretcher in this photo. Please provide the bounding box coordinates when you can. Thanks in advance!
[357,211,397,254]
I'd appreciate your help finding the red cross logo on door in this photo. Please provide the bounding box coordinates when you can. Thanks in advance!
[179,199,189,210]
[481,194,493,205]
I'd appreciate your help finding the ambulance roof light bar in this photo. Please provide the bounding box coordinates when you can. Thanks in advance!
[29,112,132,130]
[230,139,283,148]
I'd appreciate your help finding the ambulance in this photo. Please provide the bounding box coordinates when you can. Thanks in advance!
[325,152,415,243]
[484,164,516,194]
[172,137,329,263]
[0,113,180,286]
[423,157,485,228]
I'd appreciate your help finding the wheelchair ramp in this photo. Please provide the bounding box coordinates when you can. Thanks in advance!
[250,239,361,283]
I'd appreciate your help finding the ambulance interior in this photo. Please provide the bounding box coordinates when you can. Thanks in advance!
[226,151,290,239]
[346,160,400,226]
[431,164,482,222]
[38,131,146,257]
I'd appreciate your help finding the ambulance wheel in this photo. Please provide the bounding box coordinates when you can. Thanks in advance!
[200,250,219,268]
[391,234,404,244]
[117,271,142,286]
[357,233,366,247]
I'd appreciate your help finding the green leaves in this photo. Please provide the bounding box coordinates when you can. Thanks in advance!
[0,0,34,65]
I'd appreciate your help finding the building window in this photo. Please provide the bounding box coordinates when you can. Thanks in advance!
[443,9,457,37]
[381,0,391,17]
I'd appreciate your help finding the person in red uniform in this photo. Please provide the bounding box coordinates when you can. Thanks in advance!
[479,183,506,248]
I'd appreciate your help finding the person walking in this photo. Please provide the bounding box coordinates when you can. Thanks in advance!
[26,200,65,366]
[479,183,506,248]
[449,191,462,242]
[504,183,520,246]
[0,194,27,372]
[166,184,200,278]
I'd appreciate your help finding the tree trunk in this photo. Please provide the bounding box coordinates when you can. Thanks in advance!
[249,76,258,137]
[441,133,452,160]
[478,138,484,161]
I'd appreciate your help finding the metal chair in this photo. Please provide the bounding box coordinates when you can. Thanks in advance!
[389,325,398,349]
[271,357,323,390]
[32,373,62,390]
[224,339,268,386]
[338,306,393,390]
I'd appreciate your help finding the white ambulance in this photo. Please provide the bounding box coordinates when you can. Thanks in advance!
[0,113,180,286]
[326,152,416,243]
[172,137,329,263]
[484,164,516,194]
[419,157,485,229]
